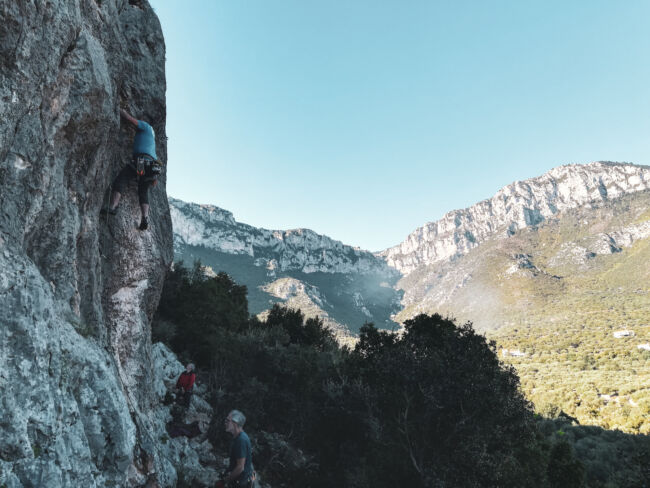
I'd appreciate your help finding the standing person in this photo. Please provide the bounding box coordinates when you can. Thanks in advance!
[102,107,161,230]
[216,410,256,488]
[175,363,196,408]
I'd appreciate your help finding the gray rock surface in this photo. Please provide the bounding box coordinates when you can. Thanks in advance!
[151,343,221,487]
[0,1,189,486]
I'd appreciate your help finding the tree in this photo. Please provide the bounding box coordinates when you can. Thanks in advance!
[547,441,585,488]
[264,304,336,351]
[153,261,249,366]
[321,314,548,487]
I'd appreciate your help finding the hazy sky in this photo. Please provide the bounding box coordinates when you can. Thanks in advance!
[150,0,650,252]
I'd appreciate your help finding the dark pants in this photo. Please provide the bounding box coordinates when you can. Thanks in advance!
[176,389,192,407]
[112,158,156,205]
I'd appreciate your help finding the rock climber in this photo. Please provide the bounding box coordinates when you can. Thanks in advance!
[175,363,196,408]
[215,410,257,488]
[102,107,161,230]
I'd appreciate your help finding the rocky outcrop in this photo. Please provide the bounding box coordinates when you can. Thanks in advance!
[547,218,650,268]
[0,1,179,486]
[381,162,650,274]
[151,343,221,487]
[260,277,354,340]
[170,197,395,275]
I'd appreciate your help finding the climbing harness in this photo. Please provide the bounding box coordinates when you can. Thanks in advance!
[150,159,163,175]
[133,154,163,178]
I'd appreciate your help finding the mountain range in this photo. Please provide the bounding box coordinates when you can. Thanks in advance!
[171,161,650,432]
[171,161,650,335]
[170,198,402,340]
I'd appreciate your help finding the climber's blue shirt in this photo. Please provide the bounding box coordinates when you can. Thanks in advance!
[132,120,157,159]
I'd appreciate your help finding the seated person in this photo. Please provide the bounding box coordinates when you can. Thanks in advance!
[175,363,196,408]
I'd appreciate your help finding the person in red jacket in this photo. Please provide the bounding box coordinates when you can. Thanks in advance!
[175,363,196,408]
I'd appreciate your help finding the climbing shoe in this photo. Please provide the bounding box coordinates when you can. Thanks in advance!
[100,207,117,216]
[139,216,149,231]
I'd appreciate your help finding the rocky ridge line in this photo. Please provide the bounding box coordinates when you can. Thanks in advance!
[380,162,650,274]
[170,197,396,276]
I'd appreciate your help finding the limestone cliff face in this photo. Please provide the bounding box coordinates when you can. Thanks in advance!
[171,197,394,275]
[0,1,179,486]
[381,162,650,274]
[170,197,402,335]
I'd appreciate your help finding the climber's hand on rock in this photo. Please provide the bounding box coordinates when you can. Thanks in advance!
[119,108,138,127]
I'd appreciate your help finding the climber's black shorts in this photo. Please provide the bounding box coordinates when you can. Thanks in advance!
[112,157,157,205]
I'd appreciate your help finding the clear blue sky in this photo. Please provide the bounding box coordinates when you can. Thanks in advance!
[150,0,650,252]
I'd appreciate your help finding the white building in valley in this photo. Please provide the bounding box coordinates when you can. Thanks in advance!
[502,348,526,357]
[613,330,635,338]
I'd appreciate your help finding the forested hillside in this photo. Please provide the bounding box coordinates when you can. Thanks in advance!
[153,262,650,487]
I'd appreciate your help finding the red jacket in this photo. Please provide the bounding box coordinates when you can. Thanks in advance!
[176,371,196,392]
